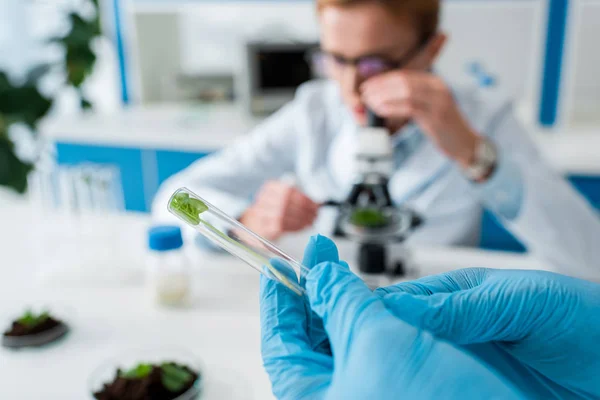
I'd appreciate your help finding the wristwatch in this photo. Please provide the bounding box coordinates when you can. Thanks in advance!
[462,137,498,183]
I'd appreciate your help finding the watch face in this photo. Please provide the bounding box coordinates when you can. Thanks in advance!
[466,138,497,181]
[482,140,497,161]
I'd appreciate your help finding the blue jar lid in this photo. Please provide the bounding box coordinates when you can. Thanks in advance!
[148,226,183,251]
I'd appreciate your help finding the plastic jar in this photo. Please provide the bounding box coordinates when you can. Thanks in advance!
[147,226,191,307]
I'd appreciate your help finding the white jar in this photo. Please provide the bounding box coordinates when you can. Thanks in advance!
[147,226,191,307]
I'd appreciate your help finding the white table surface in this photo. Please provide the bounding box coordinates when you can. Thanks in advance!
[0,192,273,400]
[0,191,551,400]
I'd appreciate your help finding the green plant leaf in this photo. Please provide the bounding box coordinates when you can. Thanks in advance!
[161,363,193,382]
[0,1,100,194]
[120,363,153,379]
[0,137,33,194]
[17,310,50,328]
[57,13,100,47]
[161,363,193,392]
[65,43,96,88]
[169,192,208,226]
[0,82,53,130]
[350,208,390,228]
[25,64,52,86]
[0,72,10,90]
[80,96,93,110]
[162,374,186,392]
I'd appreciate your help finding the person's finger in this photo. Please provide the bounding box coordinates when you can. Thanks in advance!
[281,214,312,231]
[260,270,333,398]
[289,190,319,214]
[256,187,288,209]
[301,235,339,354]
[260,267,309,354]
[375,268,489,296]
[282,204,318,227]
[261,240,337,398]
[302,235,339,268]
[361,70,410,96]
[261,273,333,398]
[361,71,434,104]
[306,262,388,360]
[369,99,419,119]
[250,201,311,232]
[380,274,539,344]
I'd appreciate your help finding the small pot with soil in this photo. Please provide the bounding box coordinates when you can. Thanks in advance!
[90,351,203,400]
[2,310,69,349]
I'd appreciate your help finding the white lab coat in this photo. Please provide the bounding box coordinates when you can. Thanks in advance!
[153,80,600,281]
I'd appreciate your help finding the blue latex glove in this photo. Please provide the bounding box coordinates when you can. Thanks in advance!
[260,236,522,399]
[377,268,600,399]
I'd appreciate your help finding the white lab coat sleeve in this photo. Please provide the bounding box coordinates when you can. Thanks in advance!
[480,105,600,281]
[151,101,301,246]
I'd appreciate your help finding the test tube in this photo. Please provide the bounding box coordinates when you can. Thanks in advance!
[167,187,309,295]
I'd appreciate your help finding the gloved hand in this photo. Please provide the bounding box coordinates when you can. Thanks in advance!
[377,268,600,399]
[260,236,522,399]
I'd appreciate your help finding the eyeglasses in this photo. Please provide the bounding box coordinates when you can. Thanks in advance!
[310,37,430,79]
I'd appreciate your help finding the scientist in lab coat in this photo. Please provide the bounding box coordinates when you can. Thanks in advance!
[153,0,600,280]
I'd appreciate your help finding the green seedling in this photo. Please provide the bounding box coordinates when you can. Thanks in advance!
[169,191,208,226]
[120,363,153,379]
[17,310,50,328]
[161,362,195,393]
[350,208,390,228]
[169,191,301,296]
[119,362,196,393]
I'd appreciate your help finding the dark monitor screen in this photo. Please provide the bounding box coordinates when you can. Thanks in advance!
[256,49,313,90]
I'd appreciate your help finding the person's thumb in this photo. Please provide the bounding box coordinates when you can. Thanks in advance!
[381,287,528,344]
[306,262,387,358]
[302,234,339,269]
[301,234,341,354]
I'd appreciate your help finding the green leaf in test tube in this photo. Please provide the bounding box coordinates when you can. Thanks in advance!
[169,191,209,225]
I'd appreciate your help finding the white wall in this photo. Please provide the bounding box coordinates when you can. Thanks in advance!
[136,1,545,106]
[565,0,600,126]
[0,0,36,75]
[132,0,600,128]
[178,3,319,75]
[436,1,545,105]
[0,0,121,115]
[134,12,182,103]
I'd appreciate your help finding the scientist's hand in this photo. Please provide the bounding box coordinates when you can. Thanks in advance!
[240,180,319,241]
[361,71,480,169]
[377,268,600,399]
[261,236,522,399]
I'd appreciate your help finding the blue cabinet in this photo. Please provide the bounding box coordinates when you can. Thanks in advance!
[480,175,600,252]
[569,176,600,208]
[155,150,210,186]
[480,210,527,253]
[54,143,211,213]
[144,149,211,208]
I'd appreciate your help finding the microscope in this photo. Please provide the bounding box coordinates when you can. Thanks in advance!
[326,110,423,289]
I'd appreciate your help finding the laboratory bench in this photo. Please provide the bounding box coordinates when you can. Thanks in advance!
[42,104,600,253]
[0,191,553,400]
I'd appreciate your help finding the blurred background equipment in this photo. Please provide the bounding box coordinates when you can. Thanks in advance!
[327,110,423,288]
[27,161,145,288]
[243,40,318,116]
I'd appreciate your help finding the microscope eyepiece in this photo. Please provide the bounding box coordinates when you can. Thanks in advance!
[366,109,386,128]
